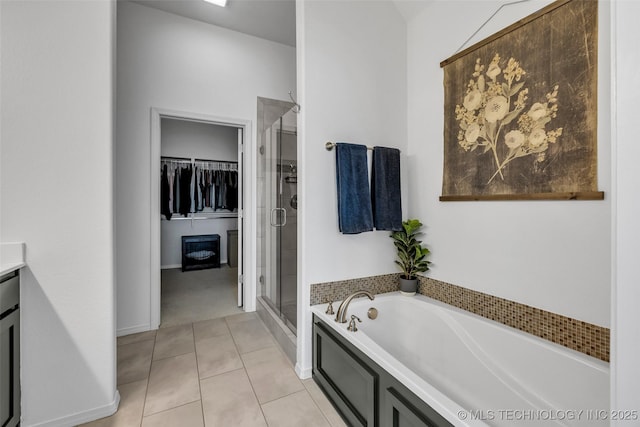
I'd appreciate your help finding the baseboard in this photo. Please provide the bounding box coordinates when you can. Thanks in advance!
[24,390,120,427]
[296,363,312,379]
[256,298,297,364]
[117,323,152,337]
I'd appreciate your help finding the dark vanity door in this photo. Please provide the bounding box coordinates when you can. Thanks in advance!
[0,270,20,427]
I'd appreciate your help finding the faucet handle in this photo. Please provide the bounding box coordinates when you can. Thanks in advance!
[347,315,362,332]
[325,301,334,315]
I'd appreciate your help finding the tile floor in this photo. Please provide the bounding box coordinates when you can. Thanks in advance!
[81,312,346,427]
[160,267,243,328]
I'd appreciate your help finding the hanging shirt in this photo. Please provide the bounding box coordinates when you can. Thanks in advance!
[179,165,192,217]
[161,164,172,220]
[173,167,180,214]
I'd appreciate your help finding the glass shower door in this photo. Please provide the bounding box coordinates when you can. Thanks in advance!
[259,107,297,333]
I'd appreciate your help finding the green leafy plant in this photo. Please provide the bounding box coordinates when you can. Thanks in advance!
[390,219,431,280]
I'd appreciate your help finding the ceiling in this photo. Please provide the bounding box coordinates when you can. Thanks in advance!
[130,0,297,47]
[128,0,434,48]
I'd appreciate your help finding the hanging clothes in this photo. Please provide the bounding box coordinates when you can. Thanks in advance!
[193,167,199,214]
[168,168,174,215]
[214,170,225,210]
[179,165,192,217]
[161,164,172,220]
[203,170,211,208]
[196,169,204,212]
[161,158,238,216]
[173,167,180,214]
[227,170,238,211]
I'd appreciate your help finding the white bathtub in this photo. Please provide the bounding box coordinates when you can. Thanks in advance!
[311,292,609,427]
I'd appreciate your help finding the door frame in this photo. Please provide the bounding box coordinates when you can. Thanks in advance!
[150,107,254,329]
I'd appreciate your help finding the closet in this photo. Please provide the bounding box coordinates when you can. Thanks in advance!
[160,117,242,327]
[161,157,238,222]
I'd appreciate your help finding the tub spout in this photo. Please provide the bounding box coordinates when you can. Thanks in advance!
[335,290,375,323]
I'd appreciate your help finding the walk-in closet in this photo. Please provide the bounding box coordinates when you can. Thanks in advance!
[160,117,242,327]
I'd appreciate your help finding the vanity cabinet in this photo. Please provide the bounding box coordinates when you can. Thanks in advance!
[1,270,20,427]
[312,315,452,427]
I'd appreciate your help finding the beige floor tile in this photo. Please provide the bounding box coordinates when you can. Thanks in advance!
[141,401,204,427]
[242,347,304,404]
[193,317,230,342]
[153,324,194,361]
[302,379,347,427]
[200,369,267,427]
[118,339,155,385]
[225,311,258,324]
[195,333,243,379]
[79,379,147,427]
[117,330,157,347]
[144,352,200,416]
[262,390,330,427]
[227,318,275,354]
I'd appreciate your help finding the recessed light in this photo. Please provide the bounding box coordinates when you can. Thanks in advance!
[203,0,227,7]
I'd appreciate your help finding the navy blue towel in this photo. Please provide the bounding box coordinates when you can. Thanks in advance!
[335,143,373,234]
[371,146,402,231]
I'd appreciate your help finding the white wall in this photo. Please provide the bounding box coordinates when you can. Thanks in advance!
[0,1,117,426]
[297,0,407,375]
[116,1,296,334]
[161,119,238,267]
[161,118,238,161]
[406,0,611,328]
[611,0,640,418]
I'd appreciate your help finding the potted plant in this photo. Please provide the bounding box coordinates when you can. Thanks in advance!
[390,219,431,295]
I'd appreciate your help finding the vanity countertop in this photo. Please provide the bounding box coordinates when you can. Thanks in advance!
[1,242,26,276]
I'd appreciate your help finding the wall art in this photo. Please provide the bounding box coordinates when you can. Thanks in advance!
[440,0,603,201]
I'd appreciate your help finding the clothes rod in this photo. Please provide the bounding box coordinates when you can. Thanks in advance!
[162,215,237,221]
[325,142,400,152]
[161,157,192,163]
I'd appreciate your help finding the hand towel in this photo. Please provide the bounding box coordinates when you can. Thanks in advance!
[336,142,373,234]
[371,146,402,231]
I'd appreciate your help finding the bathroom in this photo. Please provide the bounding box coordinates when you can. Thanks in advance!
[0,0,639,426]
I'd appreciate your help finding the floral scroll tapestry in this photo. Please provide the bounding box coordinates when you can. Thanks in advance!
[440,0,602,201]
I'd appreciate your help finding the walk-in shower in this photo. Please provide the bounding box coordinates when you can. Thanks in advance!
[257,98,298,338]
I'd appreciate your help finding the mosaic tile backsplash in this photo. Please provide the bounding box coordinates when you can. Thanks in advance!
[310,274,610,362]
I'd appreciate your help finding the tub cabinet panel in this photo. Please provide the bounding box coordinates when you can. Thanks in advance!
[313,319,378,427]
[384,386,446,427]
[313,315,453,427]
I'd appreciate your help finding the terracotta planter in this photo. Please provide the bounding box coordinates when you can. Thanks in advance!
[399,276,418,296]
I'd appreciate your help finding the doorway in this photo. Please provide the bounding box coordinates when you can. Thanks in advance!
[159,118,242,326]
[150,108,252,330]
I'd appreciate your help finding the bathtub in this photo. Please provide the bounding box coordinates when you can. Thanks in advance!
[311,292,609,426]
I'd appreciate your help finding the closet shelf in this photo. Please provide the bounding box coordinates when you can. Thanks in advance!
[162,212,238,221]
[161,156,238,171]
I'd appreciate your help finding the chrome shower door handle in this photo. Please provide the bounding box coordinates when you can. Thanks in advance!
[270,207,287,227]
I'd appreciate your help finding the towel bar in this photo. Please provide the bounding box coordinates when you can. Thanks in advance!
[325,142,374,151]
[325,142,401,153]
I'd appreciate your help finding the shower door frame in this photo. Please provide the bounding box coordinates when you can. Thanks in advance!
[150,107,254,330]
[264,117,298,333]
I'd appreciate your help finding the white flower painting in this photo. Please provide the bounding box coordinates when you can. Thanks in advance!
[454,54,563,184]
[440,0,600,200]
